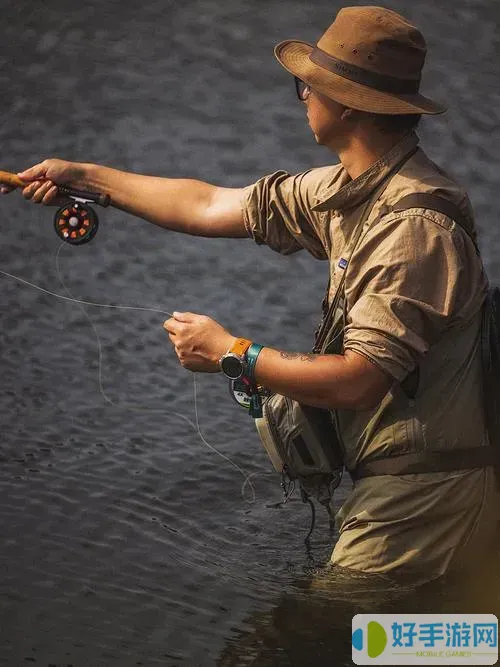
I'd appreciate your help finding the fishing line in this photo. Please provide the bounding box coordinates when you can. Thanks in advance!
[0,247,257,503]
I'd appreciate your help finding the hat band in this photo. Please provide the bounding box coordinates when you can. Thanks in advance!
[309,47,420,95]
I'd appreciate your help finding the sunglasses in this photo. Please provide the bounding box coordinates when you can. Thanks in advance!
[294,77,311,101]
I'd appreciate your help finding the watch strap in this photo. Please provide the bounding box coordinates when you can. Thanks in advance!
[246,343,264,385]
[230,337,252,357]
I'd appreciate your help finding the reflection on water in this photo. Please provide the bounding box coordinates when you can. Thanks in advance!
[1,0,499,664]
[220,556,500,667]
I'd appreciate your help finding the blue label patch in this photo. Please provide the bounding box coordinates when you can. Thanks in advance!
[338,257,348,270]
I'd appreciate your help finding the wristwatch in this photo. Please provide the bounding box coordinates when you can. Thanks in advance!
[219,337,252,380]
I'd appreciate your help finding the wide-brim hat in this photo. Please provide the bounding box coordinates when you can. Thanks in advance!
[275,6,446,115]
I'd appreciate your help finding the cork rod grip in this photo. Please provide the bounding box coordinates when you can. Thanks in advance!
[0,170,26,188]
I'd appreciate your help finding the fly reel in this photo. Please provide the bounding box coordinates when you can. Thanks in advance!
[53,184,110,245]
[54,202,98,245]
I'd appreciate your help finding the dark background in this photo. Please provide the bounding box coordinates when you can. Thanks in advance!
[1,0,499,665]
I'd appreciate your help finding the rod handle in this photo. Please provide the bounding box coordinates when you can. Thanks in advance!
[0,170,25,188]
[0,170,110,207]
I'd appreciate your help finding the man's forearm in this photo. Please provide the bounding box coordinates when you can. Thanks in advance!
[253,347,391,411]
[80,163,247,237]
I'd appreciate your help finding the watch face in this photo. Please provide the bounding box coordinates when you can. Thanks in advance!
[221,354,243,379]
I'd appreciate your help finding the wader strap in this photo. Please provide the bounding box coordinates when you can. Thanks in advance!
[388,192,479,400]
[350,446,500,481]
[390,193,478,253]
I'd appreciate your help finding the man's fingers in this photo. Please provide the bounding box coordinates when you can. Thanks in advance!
[42,184,59,205]
[21,180,53,203]
[32,180,54,203]
[163,317,179,334]
[164,314,196,332]
[17,162,47,182]
[21,181,41,200]
[173,311,196,322]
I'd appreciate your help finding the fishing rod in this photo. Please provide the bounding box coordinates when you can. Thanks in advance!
[0,170,110,245]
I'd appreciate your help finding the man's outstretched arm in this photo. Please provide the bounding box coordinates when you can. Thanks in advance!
[14,159,248,238]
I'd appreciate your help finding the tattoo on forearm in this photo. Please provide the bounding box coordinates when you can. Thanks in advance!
[279,351,317,362]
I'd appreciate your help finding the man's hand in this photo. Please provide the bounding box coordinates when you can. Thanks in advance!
[0,159,88,206]
[163,312,236,372]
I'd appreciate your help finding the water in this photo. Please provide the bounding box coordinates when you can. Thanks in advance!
[1,0,499,664]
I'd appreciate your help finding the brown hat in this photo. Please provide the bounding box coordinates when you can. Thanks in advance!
[275,6,446,115]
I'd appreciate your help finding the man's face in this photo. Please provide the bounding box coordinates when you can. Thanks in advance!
[303,88,348,151]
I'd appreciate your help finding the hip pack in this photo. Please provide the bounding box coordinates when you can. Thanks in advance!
[255,190,500,516]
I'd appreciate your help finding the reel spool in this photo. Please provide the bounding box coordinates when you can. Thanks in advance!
[54,202,99,245]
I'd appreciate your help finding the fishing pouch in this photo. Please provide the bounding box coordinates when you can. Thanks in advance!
[255,394,343,507]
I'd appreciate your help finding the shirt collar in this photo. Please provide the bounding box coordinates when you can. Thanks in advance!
[311,132,420,213]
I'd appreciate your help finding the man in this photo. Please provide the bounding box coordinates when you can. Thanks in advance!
[6,6,498,579]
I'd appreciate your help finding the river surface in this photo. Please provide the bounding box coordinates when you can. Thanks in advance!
[1,0,499,665]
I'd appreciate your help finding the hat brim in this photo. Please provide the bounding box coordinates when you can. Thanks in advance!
[275,40,446,115]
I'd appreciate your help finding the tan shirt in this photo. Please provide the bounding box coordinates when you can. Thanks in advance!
[242,133,498,577]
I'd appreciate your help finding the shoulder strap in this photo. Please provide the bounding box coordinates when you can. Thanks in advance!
[390,192,480,399]
[391,192,479,253]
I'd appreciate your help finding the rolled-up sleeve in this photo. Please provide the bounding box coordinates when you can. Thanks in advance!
[241,168,332,260]
[343,211,486,382]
